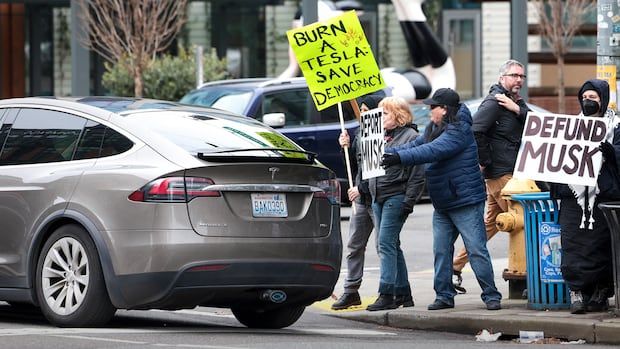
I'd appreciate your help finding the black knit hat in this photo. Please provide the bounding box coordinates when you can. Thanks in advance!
[423,88,460,107]
[359,95,382,110]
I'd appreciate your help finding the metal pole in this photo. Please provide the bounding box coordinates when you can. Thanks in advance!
[302,0,318,25]
[597,0,620,112]
[196,45,204,88]
[511,0,529,100]
[70,0,90,96]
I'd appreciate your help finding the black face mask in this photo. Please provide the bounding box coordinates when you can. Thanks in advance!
[582,99,600,116]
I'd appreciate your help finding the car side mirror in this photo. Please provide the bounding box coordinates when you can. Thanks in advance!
[262,113,286,128]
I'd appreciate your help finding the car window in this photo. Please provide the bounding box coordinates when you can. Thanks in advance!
[0,108,86,165]
[317,102,356,124]
[260,90,311,126]
[73,121,134,160]
[180,87,253,115]
[74,121,106,160]
[100,127,133,157]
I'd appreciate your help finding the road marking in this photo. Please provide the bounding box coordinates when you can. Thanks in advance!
[148,308,236,318]
[295,328,396,336]
[53,335,147,344]
[55,334,245,349]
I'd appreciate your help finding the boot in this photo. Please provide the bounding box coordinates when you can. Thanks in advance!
[366,294,397,311]
[586,288,610,312]
[394,294,414,308]
[331,292,361,310]
[570,291,585,314]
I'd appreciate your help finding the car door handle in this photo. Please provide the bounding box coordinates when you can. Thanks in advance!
[297,136,315,141]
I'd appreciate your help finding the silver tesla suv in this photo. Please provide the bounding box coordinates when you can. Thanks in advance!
[0,97,342,328]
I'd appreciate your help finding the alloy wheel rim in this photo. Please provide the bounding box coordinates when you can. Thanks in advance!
[41,237,89,315]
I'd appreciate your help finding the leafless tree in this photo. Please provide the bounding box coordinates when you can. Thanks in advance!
[532,0,595,113]
[77,0,188,97]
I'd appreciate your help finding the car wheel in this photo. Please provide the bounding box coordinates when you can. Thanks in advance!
[232,305,305,329]
[35,224,116,327]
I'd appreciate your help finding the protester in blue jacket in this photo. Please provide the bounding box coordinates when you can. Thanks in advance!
[381,88,502,311]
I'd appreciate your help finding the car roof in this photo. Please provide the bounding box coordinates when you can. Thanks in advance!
[0,96,245,117]
[197,77,308,90]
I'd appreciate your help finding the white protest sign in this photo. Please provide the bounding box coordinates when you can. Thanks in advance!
[513,112,609,186]
[360,107,385,179]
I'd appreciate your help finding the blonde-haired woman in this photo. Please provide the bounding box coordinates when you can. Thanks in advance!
[366,96,425,311]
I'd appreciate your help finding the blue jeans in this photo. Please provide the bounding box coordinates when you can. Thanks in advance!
[372,194,411,296]
[432,202,501,304]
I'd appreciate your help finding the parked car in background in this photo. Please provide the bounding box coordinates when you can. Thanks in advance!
[0,97,341,328]
[181,78,368,203]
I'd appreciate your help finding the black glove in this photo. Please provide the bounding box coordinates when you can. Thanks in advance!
[599,141,615,160]
[380,152,401,169]
[400,202,413,220]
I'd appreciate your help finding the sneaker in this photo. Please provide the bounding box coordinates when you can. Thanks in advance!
[570,291,585,314]
[394,294,414,308]
[331,292,361,310]
[486,300,501,310]
[427,299,454,310]
[367,294,398,311]
[453,270,466,294]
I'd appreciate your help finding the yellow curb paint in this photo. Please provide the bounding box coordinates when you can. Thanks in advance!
[311,296,378,312]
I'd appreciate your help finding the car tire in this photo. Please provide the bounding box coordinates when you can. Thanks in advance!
[232,305,305,329]
[35,224,116,327]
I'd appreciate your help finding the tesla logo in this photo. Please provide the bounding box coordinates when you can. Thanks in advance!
[268,167,280,181]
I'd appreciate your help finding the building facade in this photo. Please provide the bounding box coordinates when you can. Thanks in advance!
[0,0,597,113]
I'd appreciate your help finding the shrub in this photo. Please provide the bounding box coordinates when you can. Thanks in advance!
[102,46,228,100]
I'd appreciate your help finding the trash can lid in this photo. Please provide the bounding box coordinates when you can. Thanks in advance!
[511,192,551,201]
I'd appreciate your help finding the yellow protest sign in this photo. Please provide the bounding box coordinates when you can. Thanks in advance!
[286,10,385,111]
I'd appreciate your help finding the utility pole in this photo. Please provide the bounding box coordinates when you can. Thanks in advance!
[302,0,318,25]
[511,0,529,100]
[597,0,619,111]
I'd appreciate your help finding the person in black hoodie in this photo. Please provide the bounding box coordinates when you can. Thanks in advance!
[332,95,382,310]
[550,79,620,314]
[452,59,530,292]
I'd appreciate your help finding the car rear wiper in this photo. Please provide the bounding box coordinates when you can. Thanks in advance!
[197,148,316,164]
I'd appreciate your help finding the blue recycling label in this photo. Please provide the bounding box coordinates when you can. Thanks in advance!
[539,222,564,283]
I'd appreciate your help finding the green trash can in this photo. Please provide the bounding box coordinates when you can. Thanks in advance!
[512,192,570,310]
[598,202,620,315]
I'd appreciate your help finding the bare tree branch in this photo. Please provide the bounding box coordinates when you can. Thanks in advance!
[532,0,595,113]
[76,0,188,97]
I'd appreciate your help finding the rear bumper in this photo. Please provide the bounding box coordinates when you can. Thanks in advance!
[116,261,339,310]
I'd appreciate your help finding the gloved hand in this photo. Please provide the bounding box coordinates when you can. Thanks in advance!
[380,152,401,169]
[599,141,615,160]
[400,202,413,220]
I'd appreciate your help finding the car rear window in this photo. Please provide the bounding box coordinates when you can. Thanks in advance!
[127,111,307,160]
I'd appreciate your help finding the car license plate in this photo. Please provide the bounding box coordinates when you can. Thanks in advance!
[251,193,288,218]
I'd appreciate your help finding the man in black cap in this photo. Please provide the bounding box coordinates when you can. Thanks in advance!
[451,59,530,293]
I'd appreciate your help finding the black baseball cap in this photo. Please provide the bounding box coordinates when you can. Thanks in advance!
[423,88,460,107]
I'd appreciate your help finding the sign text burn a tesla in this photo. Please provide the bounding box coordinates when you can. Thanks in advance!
[286,11,385,110]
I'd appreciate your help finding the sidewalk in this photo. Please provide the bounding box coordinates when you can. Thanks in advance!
[316,207,620,344]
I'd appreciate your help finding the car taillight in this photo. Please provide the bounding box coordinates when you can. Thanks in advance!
[128,177,220,202]
[313,179,340,205]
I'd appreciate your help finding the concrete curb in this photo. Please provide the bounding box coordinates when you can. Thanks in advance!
[326,301,620,344]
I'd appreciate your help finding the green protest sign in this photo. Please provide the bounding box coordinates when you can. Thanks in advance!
[286,10,385,111]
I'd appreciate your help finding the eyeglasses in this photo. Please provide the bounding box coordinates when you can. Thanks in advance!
[503,73,527,79]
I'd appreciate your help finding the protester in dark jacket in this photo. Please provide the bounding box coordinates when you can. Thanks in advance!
[365,96,425,311]
[549,79,620,314]
[382,88,502,311]
[332,95,381,310]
